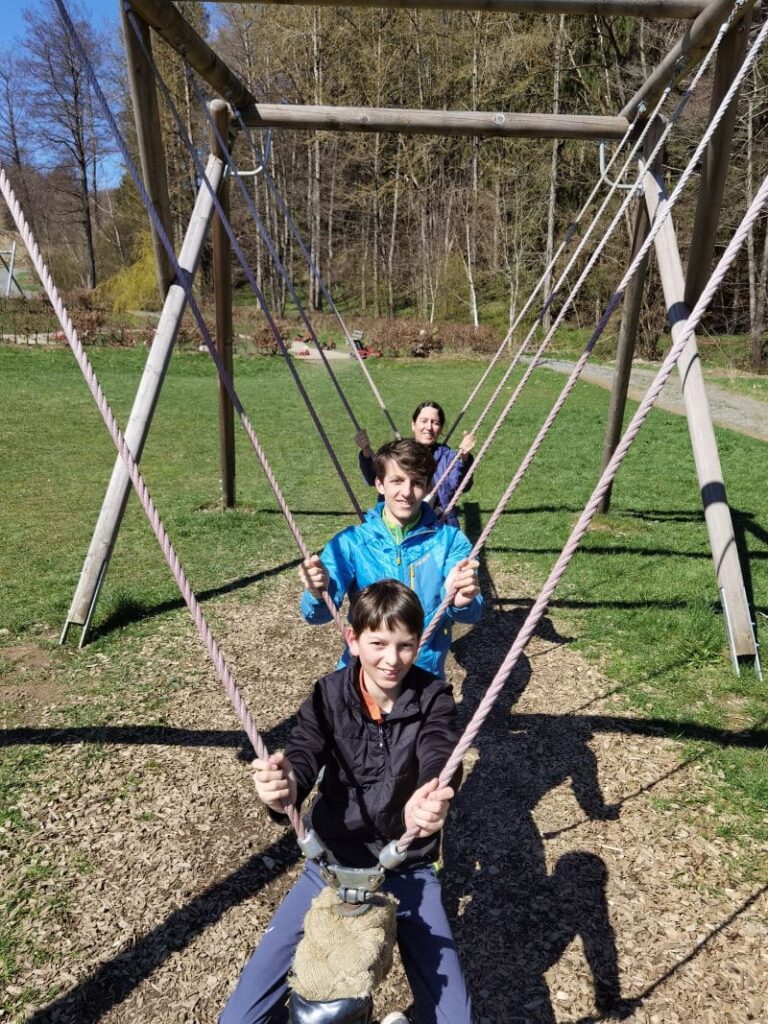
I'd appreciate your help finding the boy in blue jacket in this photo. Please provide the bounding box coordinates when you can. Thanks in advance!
[300,439,482,678]
[220,580,472,1024]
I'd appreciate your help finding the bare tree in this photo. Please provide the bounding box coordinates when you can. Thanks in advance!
[20,0,112,288]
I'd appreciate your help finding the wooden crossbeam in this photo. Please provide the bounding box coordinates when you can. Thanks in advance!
[206,0,708,16]
[622,0,756,119]
[126,0,255,109]
[240,104,630,140]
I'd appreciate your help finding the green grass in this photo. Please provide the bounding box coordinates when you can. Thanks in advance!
[0,344,767,965]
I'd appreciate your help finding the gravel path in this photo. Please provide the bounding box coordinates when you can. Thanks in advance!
[4,571,766,1024]
[537,359,768,442]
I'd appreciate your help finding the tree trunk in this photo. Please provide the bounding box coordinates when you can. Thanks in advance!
[543,14,565,332]
[386,141,401,317]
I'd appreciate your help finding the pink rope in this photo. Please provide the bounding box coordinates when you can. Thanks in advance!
[409,169,768,851]
[428,99,667,504]
[50,0,349,634]
[232,109,400,439]
[441,113,640,447]
[405,106,768,859]
[0,165,307,839]
[421,6,764,652]
[437,7,742,524]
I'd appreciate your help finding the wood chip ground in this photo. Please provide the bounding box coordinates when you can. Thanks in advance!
[3,571,766,1023]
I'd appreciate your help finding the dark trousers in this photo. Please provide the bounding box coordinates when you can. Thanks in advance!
[220,860,472,1024]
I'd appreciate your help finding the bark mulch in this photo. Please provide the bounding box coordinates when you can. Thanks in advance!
[4,572,766,1024]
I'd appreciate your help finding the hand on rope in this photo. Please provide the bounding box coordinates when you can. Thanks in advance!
[300,555,330,599]
[253,752,298,814]
[403,779,455,839]
[354,429,374,458]
[457,432,476,459]
[444,558,481,609]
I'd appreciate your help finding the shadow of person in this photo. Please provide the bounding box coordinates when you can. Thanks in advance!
[438,665,629,1021]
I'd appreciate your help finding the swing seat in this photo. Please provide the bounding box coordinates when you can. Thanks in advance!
[289,992,372,1024]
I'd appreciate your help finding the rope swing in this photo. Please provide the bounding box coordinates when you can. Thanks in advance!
[12,0,763,1019]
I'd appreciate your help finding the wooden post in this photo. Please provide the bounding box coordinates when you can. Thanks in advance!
[120,3,174,300]
[210,100,235,508]
[597,202,652,513]
[642,163,757,665]
[240,104,630,140]
[598,119,664,514]
[684,11,752,307]
[61,154,226,647]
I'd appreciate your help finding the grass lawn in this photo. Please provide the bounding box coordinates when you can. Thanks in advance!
[1,345,766,932]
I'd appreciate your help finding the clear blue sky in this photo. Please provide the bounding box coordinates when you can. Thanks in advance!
[0,1,220,48]
[0,0,118,48]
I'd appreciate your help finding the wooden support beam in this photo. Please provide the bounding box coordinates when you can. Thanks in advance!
[642,162,757,664]
[599,118,664,514]
[125,0,255,109]
[685,10,751,306]
[240,104,630,140]
[120,4,174,300]
[210,0,708,15]
[210,101,236,509]
[61,154,225,647]
[622,0,757,120]
[598,213,652,508]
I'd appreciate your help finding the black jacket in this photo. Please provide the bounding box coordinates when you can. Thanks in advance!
[282,659,460,868]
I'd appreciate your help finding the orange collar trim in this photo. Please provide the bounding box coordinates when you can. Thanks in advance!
[358,671,384,724]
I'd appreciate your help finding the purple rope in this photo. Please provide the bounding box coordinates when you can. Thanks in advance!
[441,115,639,446]
[0,164,307,840]
[232,108,400,439]
[153,36,365,521]
[422,5,762,650]
[55,0,347,634]
[404,163,768,852]
[182,65,365,435]
[428,102,665,504]
[437,6,743,524]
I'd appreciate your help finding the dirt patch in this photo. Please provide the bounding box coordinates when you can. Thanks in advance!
[3,572,766,1024]
[0,642,69,719]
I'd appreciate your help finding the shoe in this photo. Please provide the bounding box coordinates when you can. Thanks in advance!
[380,1014,410,1024]
[289,992,373,1024]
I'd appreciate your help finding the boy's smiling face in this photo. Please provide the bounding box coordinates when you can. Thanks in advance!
[375,458,429,527]
[347,621,419,709]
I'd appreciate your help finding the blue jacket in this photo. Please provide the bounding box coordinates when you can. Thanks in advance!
[358,444,474,528]
[300,504,483,677]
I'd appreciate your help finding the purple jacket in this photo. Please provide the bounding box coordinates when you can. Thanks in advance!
[358,443,474,527]
[282,659,460,869]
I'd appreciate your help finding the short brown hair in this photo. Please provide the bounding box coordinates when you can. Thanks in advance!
[373,438,436,484]
[350,579,424,639]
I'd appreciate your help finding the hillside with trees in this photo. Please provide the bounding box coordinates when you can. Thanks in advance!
[1,0,767,367]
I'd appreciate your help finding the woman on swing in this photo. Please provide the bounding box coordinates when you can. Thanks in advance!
[355,402,476,528]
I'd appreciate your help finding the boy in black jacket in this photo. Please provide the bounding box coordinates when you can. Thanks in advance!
[220,580,472,1024]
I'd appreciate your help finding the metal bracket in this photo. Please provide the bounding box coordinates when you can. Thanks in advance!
[319,863,386,911]
[228,130,272,179]
[720,585,763,679]
[598,140,635,192]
